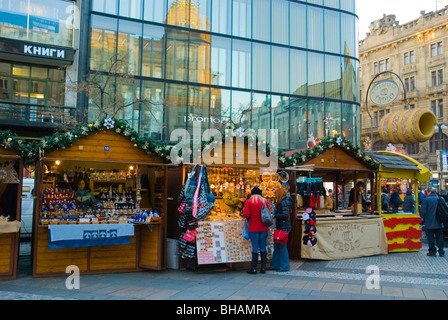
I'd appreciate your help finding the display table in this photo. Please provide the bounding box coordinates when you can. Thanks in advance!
[382,214,422,252]
[300,215,388,260]
[0,221,21,234]
[195,220,273,265]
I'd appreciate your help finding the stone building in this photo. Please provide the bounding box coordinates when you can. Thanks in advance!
[359,7,448,188]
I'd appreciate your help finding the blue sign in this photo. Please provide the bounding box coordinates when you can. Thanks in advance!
[104,146,110,152]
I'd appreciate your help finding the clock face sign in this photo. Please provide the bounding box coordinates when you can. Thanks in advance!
[370,80,400,106]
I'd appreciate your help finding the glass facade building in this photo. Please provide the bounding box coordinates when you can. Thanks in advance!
[87,0,359,149]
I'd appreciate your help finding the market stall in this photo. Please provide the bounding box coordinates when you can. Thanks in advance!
[31,119,173,277]
[280,135,387,260]
[0,131,25,280]
[173,138,281,269]
[373,151,431,253]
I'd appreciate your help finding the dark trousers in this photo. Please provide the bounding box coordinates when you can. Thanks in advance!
[426,228,445,255]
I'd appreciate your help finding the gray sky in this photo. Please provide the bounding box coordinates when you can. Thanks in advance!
[357,0,448,39]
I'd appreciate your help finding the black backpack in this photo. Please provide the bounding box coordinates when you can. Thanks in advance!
[436,196,448,224]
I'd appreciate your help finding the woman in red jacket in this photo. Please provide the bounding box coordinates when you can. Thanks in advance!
[243,187,271,274]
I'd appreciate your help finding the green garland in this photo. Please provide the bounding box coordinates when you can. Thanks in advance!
[32,117,172,164]
[278,134,379,169]
[0,130,32,162]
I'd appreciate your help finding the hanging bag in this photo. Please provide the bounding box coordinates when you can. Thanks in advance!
[242,219,250,240]
[261,200,273,228]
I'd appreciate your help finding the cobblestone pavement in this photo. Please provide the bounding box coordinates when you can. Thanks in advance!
[1,240,448,301]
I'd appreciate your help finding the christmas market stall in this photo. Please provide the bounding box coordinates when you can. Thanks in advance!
[31,118,173,277]
[172,136,281,269]
[373,151,431,253]
[280,135,388,260]
[0,130,26,280]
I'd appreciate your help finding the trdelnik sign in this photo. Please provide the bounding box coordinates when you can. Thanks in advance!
[370,80,400,106]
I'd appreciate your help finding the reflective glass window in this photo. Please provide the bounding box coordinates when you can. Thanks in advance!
[143,0,167,23]
[252,92,270,132]
[232,39,251,89]
[290,49,307,95]
[211,0,231,35]
[253,0,270,42]
[232,0,251,39]
[272,0,289,45]
[90,15,118,72]
[325,55,341,99]
[165,83,188,137]
[231,90,251,128]
[211,35,232,87]
[141,80,164,140]
[308,52,324,97]
[210,88,231,130]
[119,0,142,19]
[307,6,324,51]
[187,85,210,133]
[308,0,323,5]
[325,9,340,54]
[325,0,339,9]
[114,78,140,127]
[117,20,142,75]
[167,0,190,28]
[342,103,358,144]
[308,100,325,140]
[0,0,74,47]
[341,13,355,57]
[340,0,355,13]
[189,31,211,84]
[92,0,118,15]
[271,95,290,150]
[289,98,307,149]
[341,57,356,101]
[190,0,211,31]
[290,2,306,48]
[252,42,271,92]
[325,101,341,137]
[272,46,289,94]
[142,24,165,78]
[166,28,189,81]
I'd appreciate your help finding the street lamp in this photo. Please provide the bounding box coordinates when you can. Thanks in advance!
[435,123,448,194]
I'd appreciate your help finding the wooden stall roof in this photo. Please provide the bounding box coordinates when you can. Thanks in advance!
[0,146,21,161]
[373,151,431,183]
[279,135,379,172]
[42,130,168,165]
[34,118,173,165]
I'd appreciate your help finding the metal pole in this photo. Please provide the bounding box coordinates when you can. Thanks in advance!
[365,71,408,153]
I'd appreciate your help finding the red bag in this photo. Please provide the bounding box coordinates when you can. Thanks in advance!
[183,229,197,243]
[273,229,289,244]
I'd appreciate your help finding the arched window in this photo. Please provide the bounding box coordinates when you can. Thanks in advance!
[404,143,420,155]
[430,133,448,153]
[373,140,388,151]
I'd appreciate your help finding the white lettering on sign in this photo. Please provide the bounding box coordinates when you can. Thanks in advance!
[24,45,65,59]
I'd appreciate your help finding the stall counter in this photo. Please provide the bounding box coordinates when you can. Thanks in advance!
[300,215,388,260]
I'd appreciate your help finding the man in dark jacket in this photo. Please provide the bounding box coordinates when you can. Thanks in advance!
[420,189,445,257]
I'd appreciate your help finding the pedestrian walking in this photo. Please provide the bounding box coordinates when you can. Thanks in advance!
[242,187,271,274]
[270,188,293,272]
[420,189,445,257]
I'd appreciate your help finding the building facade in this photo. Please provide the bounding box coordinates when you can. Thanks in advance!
[0,0,79,137]
[359,7,448,187]
[1,0,360,151]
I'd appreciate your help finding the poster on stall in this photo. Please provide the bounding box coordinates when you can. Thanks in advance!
[196,221,273,265]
